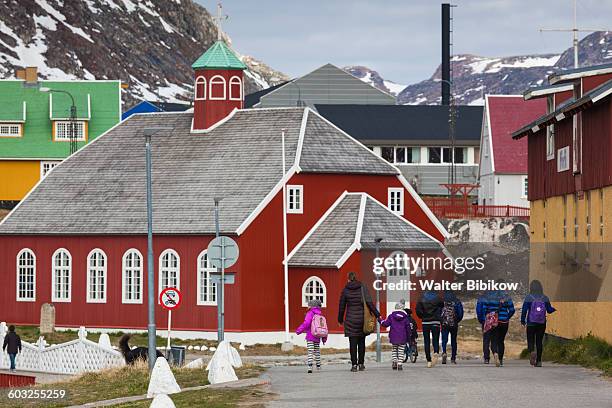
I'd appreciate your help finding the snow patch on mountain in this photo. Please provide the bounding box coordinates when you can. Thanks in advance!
[343,65,405,96]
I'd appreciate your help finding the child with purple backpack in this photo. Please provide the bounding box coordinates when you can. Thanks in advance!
[521,280,556,367]
[296,299,328,373]
[379,302,412,371]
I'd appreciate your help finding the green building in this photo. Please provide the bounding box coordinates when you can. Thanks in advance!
[0,69,121,205]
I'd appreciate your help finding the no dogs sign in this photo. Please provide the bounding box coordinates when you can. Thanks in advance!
[160,287,182,311]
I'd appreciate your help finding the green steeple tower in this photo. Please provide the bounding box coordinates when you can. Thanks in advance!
[192,41,247,70]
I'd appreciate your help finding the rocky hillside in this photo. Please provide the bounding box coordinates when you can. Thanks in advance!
[344,65,406,96]
[397,31,612,105]
[0,0,288,107]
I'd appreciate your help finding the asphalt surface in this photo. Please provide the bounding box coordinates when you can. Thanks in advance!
[264,359,612,408]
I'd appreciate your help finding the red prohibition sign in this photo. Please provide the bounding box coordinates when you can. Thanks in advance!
[160,287,182,311]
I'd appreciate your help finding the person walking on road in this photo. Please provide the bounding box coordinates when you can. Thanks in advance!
[296,299,328,373]
[416,290,443,368]
[521,280,556,367]
[482,288,515,367]
[379,302,412,371]
[440,290,464,364]
[338,272,380,372]
[476,293,492,364]
[3,325,22,372]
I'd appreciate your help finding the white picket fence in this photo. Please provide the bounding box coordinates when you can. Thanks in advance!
[0,322,125,375]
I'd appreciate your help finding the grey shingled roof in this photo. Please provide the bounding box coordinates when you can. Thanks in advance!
[287,194,361,268]
[0,108,398,235]
[299,113,398,175]
[288,193,442,267]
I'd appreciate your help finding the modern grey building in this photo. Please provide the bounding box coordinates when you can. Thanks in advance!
[315,105,483,196]
[246,63,396,108]
[245,65,483,196]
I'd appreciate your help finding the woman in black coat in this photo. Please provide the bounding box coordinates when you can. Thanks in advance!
[338,272,380,372]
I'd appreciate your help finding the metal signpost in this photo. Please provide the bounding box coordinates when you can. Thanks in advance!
[207,235,239,342]
[159,287,182,351]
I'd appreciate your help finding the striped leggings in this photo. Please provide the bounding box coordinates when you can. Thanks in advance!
[306,341,321,367]
[392,344,402,364]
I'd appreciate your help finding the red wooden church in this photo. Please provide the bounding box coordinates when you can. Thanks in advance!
[0,41,447,347]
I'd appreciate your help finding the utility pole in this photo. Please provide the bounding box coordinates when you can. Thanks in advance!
[540,0,610,69]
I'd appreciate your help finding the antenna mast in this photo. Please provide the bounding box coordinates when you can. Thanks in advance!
[539,0,609,68]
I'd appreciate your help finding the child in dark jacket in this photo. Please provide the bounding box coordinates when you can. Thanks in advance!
[296,299,327,373]
[380,302,412,371]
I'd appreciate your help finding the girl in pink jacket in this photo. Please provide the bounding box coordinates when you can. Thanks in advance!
[296,299,328,373]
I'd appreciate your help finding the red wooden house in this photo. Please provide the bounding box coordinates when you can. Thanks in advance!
[512,62,612,343]
[0,41,447,347]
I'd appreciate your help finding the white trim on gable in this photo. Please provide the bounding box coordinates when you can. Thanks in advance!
[236,164,300,235]
[485,95,496,174]
[354,194,366,249]
[335,242,359,269]
[396,174,450,239]
[286,191,349,263]
[294,108,309,171]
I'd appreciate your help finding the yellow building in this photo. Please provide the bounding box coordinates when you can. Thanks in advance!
[513,64,612,343]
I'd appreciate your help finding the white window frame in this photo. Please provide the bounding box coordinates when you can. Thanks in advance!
[546,125,555,160]
[388,188,404,215]
[287,185,304,214]
[301,276,326,307]
[16,248,36,302]
[521,176,528,199]
[52,248,72,302]
[122,249,143,304]
[195,76,206,100]
[229,76,242,101]
[54,121,86,142]
[40,161,61,178]
[209,75,226,100]
[86,249,107,303]
[0,123,22,137]
[159,249,180,298]
[558,146,570,172]
[197,250,217,306]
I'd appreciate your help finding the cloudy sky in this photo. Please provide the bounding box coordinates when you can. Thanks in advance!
[195,0,612,85]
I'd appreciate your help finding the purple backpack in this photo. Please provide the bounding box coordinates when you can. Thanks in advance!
[529,297,547,324]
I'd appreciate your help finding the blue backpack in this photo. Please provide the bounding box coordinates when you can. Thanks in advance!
[529,297,547,324]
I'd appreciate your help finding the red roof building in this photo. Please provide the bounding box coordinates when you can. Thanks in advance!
[478,95,546,207]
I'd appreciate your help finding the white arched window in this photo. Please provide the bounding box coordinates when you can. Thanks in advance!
[52,248,71,302]
[197,250,217,306]
[16,249,36,301]
[159,249,180,296]
[209,75,226,100]
[122,249,143,304]
[87,249,107,303]
[195,76,206,100]
[388,251,409,277]
[229,76,242,101]
[302,276,326,307]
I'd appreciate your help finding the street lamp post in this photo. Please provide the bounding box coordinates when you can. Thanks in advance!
[374,237,383,363]
[143,127,172,371]
[39,87,78,155]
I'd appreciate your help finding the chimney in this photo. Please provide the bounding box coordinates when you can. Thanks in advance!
[25,67,38,83]
[16,69,26,80]
[441,3,451,106]
[191,41,247,131]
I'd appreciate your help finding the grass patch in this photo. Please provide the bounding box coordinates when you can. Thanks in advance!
[111,387,269,408]
[0,362,265,408]
[519,334,612,376]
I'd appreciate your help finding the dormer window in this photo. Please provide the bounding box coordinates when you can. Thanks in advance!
[54,121,87,142]
[209,75,226,100]
[0,123,22,137]
[195,76,206,100]
[229,76,242,101]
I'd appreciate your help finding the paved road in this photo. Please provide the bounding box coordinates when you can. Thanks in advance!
[264,360,612,408]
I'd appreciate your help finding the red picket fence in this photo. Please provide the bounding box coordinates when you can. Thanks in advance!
[423,198,530,220]
[0,372,36,388]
